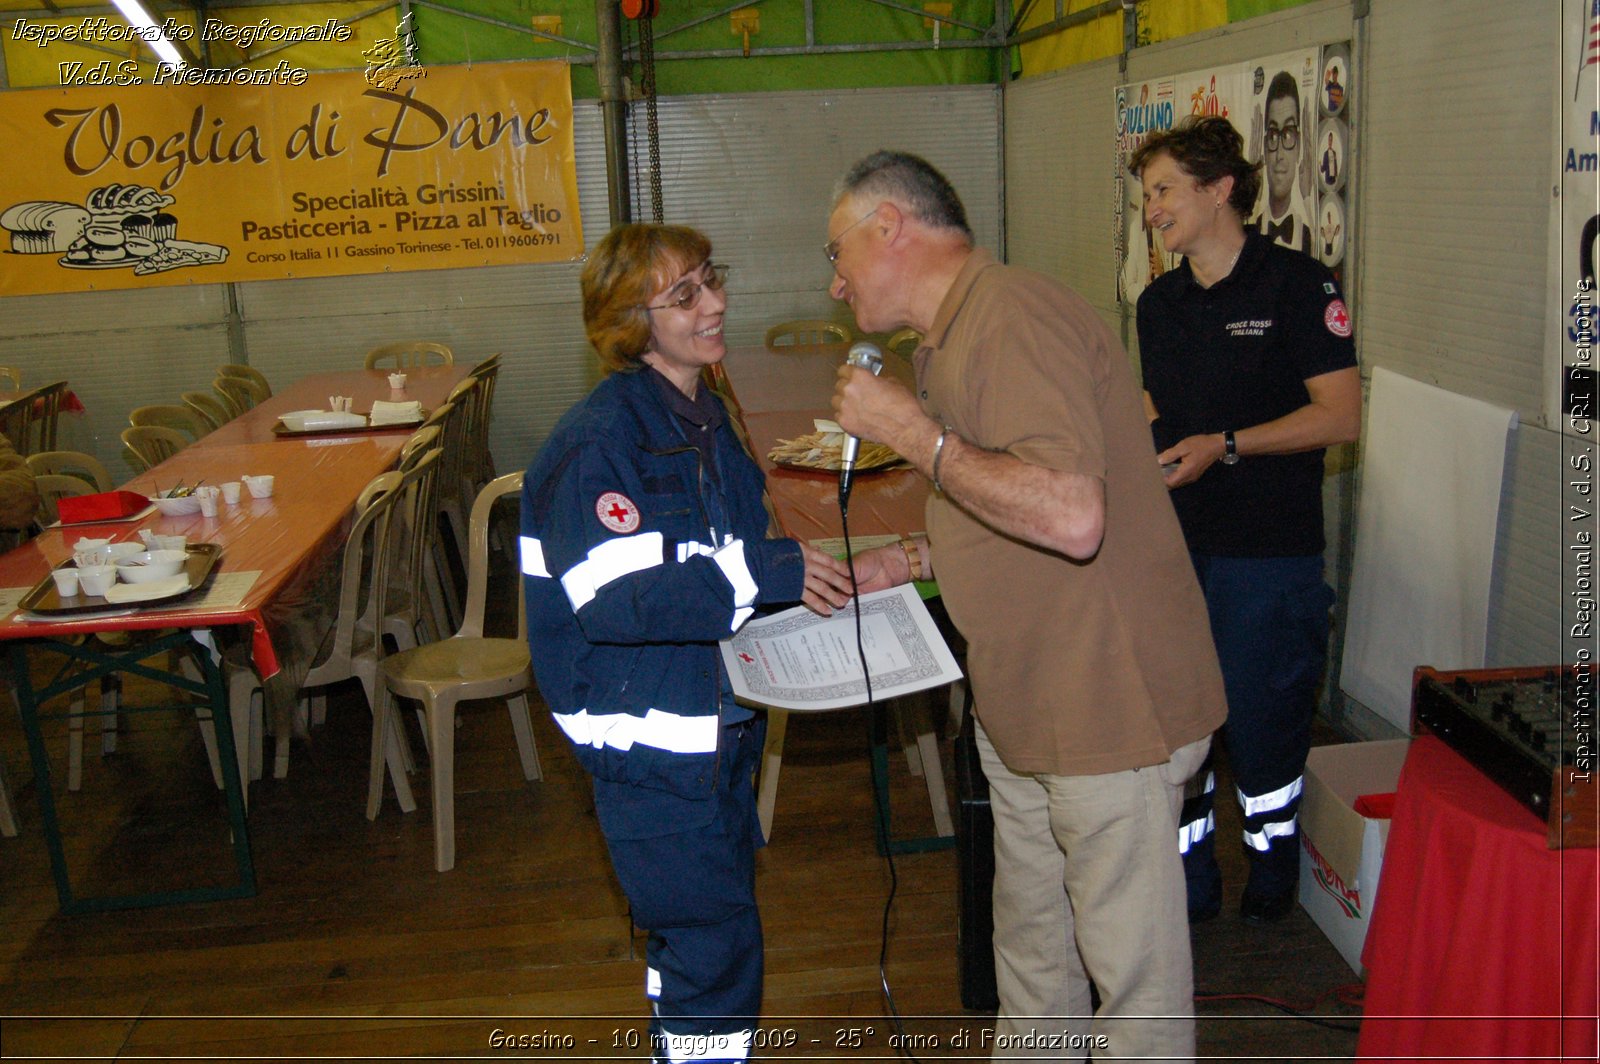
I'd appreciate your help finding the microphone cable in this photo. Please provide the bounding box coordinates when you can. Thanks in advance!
[838,495,923,1064]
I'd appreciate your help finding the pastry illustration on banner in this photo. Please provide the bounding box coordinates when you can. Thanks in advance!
[1,183,229,275]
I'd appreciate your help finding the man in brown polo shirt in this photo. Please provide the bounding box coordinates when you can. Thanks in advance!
[828,151,1225,1061]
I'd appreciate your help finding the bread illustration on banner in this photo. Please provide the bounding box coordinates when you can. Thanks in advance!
[0,202,91,254]
[2,182,228,275]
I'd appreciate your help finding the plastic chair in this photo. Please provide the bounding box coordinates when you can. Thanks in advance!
[0,381,68,457]
[130,404,208,443]
[415,398,468,630]
[26,450,112,493]
[367,472,541,871]
[439,377,480,557]
[181,391,232,432]
[27,450,112,527]
[297,452,442,790]
[465,354,501,490]
[365,342,454,369]
[764,320,851,352]
[213,375,267,419]
[389,428,450,651]
[120,425,187,472]
[888,328,922,357]
[217,364,272,397]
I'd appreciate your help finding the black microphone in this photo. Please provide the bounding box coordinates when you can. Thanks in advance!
[839,341,885,508]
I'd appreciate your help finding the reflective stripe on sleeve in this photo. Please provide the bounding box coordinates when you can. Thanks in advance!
[520,535,550,578]
[710,538,758,618]
[553,707,720,754]
[1238,776,1303,818]
[646,966,661,1000]
[560,532,666,611]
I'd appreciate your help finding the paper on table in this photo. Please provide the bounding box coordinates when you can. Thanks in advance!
[369,399,423,426]
[720,584,961,712]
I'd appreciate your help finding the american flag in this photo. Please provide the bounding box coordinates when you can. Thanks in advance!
[1588,0,1600,66]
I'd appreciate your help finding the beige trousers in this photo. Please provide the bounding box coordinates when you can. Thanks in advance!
[976,720,1210,1063]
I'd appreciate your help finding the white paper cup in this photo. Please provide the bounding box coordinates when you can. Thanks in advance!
[50,568,80,597]
[246,475,275,499]
[77,564,115,596]
[388,373,407,390]
[221,481,242,505]
[197,488,218,517]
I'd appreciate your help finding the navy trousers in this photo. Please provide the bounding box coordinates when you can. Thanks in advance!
[596,718,765,1063]
[1179,554,1334,908]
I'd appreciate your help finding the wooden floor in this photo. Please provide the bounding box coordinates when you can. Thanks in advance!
[0,652,1364,1059]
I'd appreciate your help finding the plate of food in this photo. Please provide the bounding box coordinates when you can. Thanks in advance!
[767,420,905,473]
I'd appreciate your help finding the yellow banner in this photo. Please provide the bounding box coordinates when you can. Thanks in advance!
[0,60,583,295]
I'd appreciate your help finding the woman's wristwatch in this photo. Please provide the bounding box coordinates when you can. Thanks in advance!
[1221,430,1240,466]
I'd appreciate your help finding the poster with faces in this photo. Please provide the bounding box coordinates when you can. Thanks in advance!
[1248,49,1321,258]
[1114,44,1354,306]
[1114,67,1248,306]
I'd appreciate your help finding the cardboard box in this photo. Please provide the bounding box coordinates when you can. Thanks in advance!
[1298,738,1411,974]
[56,490,149,525]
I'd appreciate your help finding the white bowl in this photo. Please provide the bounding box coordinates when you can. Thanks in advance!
[115,549,187,582]
[105,542,143,561]
[154,493,202,516]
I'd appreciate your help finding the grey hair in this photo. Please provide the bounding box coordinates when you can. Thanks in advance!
[834,151,973,243]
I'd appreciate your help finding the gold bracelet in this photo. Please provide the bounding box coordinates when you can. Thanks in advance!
[897,538,918,582]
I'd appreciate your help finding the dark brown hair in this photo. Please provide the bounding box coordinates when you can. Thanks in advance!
[1128,116,1261,219]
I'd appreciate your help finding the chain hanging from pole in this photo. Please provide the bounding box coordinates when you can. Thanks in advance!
[621,1,663,223]
[638,9,663,223]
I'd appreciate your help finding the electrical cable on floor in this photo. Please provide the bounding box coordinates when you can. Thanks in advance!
[839,502,923,1064]
[1193,982,1366,1033]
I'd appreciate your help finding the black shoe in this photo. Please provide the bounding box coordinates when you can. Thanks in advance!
[1188,899,1221,925]
[1239,888,1295,924]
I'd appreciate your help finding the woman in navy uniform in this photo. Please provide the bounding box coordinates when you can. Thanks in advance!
[1131,117,1361,925]
[520,224,852,1061]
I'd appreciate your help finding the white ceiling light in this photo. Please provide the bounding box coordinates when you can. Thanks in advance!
[108,0,186,69]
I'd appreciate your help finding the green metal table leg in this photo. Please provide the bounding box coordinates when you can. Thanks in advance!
[8,631,256,913]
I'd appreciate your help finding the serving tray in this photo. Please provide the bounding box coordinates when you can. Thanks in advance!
[272,408,429,436]
[20,543,222,615]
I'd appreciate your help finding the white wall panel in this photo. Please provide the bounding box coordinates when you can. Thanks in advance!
[1360,0,1553,422]
[1005,57,1122,338]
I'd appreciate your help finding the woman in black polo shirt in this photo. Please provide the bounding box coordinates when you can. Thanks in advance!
[1128,116,1362,926]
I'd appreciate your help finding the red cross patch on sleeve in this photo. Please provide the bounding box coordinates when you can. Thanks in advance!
[595,491,641,533]
[1324,299,1352,338]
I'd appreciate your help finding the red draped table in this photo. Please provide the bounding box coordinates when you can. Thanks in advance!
[1357,735,1599,1061]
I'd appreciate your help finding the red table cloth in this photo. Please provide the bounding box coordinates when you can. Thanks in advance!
[1358,736,1599,1061]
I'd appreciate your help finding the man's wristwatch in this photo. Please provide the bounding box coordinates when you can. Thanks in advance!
[1220,430,1240,466]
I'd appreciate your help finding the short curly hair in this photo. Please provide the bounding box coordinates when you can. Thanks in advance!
[581,224,713,374]
[1128,115,1261,219]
